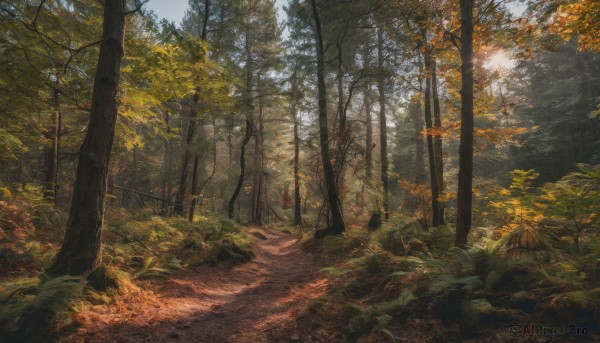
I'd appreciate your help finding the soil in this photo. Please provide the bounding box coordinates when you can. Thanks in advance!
[58,228,330,343]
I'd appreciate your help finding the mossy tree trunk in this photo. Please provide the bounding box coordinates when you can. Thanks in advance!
[49,0,126,276]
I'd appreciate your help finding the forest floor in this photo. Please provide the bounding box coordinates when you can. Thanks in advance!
[58,227,337,343]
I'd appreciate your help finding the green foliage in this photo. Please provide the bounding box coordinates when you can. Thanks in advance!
[509,169,540,196]
[0,276,84,342]
[302,229,370,258]
[0,128,27,161]
[133,254,184,280]
[541,164,600,253]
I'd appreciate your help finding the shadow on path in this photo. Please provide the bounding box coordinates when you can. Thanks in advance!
[59,228,329,343]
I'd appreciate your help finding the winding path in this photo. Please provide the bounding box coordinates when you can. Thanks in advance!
[59,228,329,343]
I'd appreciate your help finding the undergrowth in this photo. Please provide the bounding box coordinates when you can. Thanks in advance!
[298,210,600,342]
[0,206,255,341]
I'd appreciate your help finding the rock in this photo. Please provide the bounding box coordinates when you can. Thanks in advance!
[216,240,255,263]
[167,332,180,339]
[251,231,267,240]
[367,211,382,231]
[290,333,300,341]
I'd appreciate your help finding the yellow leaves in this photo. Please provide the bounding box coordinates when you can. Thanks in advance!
[553,0,600,53]
[421,126,447,138]
[498,188,510,196]
[0,186,11,198]
[437,191,456,203]
[474,127,527,144]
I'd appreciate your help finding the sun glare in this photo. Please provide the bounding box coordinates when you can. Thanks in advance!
[485,50,515,71]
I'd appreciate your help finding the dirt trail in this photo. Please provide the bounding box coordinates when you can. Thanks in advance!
[60,228,329,343]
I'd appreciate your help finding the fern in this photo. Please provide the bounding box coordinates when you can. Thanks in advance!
[428,275,483,295]
[375,289,416,313]
[133,254,185,280]
[0,275,83,342]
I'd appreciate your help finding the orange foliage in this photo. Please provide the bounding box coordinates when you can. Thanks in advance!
[475,127,527,144]
[0,201,35,242]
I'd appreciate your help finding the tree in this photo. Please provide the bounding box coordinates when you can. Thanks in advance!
[311,0,345,236]
[377,28,390,221]
[455,0,474,248]
[188,0,211,222]
[49,0,127,275]
[431,58,445,225]
[291,66,303,227]
[422,31,442,227]
[553,0,600,53]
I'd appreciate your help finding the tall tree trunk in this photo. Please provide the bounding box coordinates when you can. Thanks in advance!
[173,93,199,216]
[422,37,441,228]
[188,143,201,221]
[409,101,426,184]
[195,116,218,207]
[44,87,61,206]
[228,28,253,220]
[161,110,172,201]
[365,87,373,183]
[291,68,302,226]
[431,58,446,225]
[311,0,345,236]
[49,0,125,276]
[377,28,389,220]
[227,118,233,168]
[337,43,345,134]
[201,0,209,40]
[363,41,373,185]
[131,142,138,191]
[252,77,264,225]
[188,0,210,222]
[228,120,251,219]
[456,0,474,248]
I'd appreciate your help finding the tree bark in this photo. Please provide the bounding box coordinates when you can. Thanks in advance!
[422,36,441,228]
[188,0,210,222]
[431,58,446,225]
[173,93,199,216]
[228,120,252,219]
[188,140,201,221]
[365,86,373,183]
[377,28,389,220]
[44,87,61,206]
[291,68,302,226]
[455,0,474,248]
[228,27,253,220]
[311,0,345,236]
[49,0,125,276]
[409,101,426,184]
[161,110,172,202]
[251,77,265,225]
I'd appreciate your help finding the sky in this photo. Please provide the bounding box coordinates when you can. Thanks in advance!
[144,0,288,26]
[144,0,525,26]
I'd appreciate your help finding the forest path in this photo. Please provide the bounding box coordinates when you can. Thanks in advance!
[60,227,330,343]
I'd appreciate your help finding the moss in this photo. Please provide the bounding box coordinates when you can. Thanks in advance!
[486,266,544,292]
[503,291,537,314]
[406,238,430,256]
[377,227,406,256]
[215,239,255,264]
[87,264,133,293]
